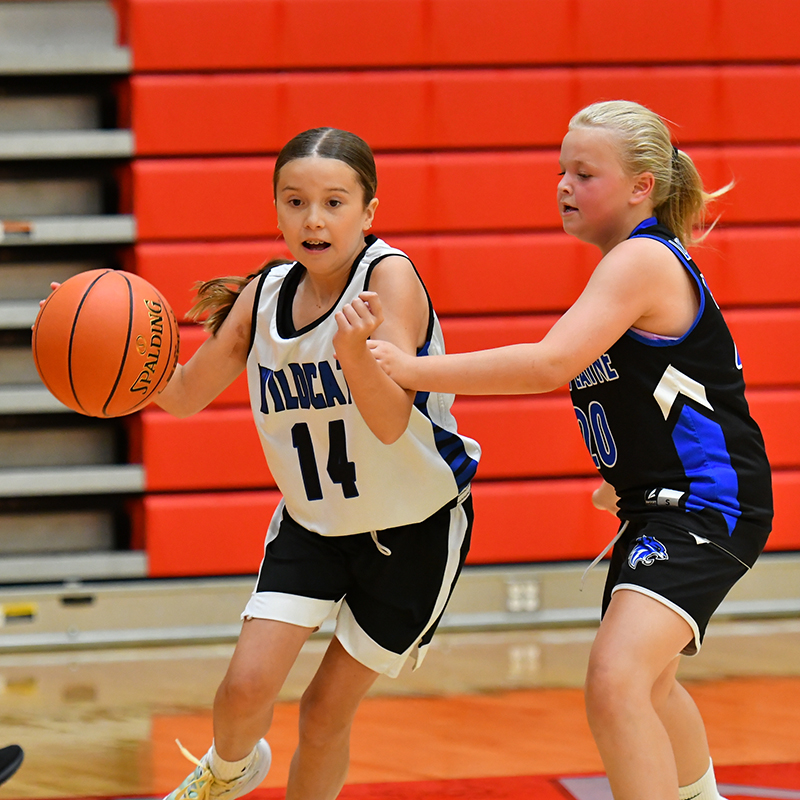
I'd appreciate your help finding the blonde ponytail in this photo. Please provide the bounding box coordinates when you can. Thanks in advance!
[569,100,731,246]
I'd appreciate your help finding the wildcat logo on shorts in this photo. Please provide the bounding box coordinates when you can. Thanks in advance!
[628,535,669,569]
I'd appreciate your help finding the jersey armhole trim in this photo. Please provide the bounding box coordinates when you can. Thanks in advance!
[364,252,436,351]
[626,232,706,346]
[248,268,273,355]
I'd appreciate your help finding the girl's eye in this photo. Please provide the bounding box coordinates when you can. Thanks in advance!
[328,199,342,208]
[578,173,591,180]
[557,170,566,176]
[288,198,302,207]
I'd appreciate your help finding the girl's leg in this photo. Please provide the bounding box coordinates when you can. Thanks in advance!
[286,636,380,800]
[213,617,314,761]
[585,588,700,800]
[652,656,713,787]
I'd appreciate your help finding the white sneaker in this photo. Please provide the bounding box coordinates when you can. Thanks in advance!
[163,739,272,800]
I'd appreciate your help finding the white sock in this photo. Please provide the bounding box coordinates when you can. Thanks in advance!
[209,743,255,781]
[679,759,727,800]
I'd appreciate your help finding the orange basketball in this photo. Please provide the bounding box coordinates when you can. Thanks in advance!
[32,269,180,418]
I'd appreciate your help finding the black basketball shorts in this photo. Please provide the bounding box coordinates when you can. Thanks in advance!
[242,494,473,677]
[603,517,749,655]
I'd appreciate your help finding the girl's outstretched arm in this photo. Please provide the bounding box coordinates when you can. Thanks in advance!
[334,256,428,444]
[155,279,257,417]
[368,236,694,396]
[368,339,551,395]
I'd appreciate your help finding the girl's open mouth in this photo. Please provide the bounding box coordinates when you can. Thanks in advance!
[303,240,331,252]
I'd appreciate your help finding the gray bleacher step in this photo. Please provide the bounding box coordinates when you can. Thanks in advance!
[0,130,134,160]
[0,509,114,555]
[0,385,71,415]
[0,215,136,245]
[0,552,146,587]
[0,262,103,320]
[0,49,131,76]
[1,176,107,217]
[0,94,105,132]
[0,464,145,497]
[0,299,41,329]
[1,422,120,469]
[0,0,130,76]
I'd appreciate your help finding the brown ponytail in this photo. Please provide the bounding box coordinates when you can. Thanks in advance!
[187,257,292,335]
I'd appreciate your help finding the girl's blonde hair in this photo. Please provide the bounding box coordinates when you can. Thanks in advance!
[569,100,730,246]
[189,127,377,334]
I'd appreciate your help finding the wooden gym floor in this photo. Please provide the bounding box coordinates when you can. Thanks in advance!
[2,617,800,799]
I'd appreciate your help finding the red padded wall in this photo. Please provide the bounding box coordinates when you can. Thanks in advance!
[130,67,800,156]
[134,388,800,494]
[125,148,800,241]
[125,0,800,71]
[133,228,800,322]
[116,0,800,576]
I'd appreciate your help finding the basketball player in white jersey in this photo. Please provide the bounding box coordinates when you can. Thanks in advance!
[155,127,481,800]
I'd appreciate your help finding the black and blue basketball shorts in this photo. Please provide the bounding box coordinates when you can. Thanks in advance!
[243,494,473,677]
[603,517,750,655]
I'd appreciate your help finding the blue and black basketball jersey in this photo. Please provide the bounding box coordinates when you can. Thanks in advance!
[569,217,772,566]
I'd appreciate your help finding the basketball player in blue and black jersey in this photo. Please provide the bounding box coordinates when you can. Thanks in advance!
[155,128,480,800]
[366,100,772,800]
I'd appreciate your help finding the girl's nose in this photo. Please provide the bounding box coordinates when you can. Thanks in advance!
[305,205,324,228]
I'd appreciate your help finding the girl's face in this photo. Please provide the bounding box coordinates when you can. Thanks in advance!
[557,126,652,254]
[275,156,378,274]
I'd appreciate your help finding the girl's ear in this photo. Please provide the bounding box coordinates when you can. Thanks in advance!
[363,197,379,231]
[631,172,655,206]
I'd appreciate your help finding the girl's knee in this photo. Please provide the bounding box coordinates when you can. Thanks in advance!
[585,660,621,720]
[584,653,650,728]
[297,690,353,749]
[217,668,278,714]
[650,656,682,711]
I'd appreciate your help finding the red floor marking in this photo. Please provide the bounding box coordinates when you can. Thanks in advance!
[22,762,800,800]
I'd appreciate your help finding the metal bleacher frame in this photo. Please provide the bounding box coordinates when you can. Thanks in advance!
[0,0,142,591]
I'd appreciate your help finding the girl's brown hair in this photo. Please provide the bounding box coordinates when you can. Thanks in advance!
[189,128,377,334]
[569,100,731,246]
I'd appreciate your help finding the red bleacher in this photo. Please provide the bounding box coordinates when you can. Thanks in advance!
[129,67,800,156]
[125,0,800,71]
[117,0,800,577]
[123,148,800,240]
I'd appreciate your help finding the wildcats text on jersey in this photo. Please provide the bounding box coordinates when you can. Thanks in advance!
[571,353,619,391]
[257,360,352,414]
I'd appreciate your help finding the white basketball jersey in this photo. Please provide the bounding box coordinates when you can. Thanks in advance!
[247,236,481,536]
